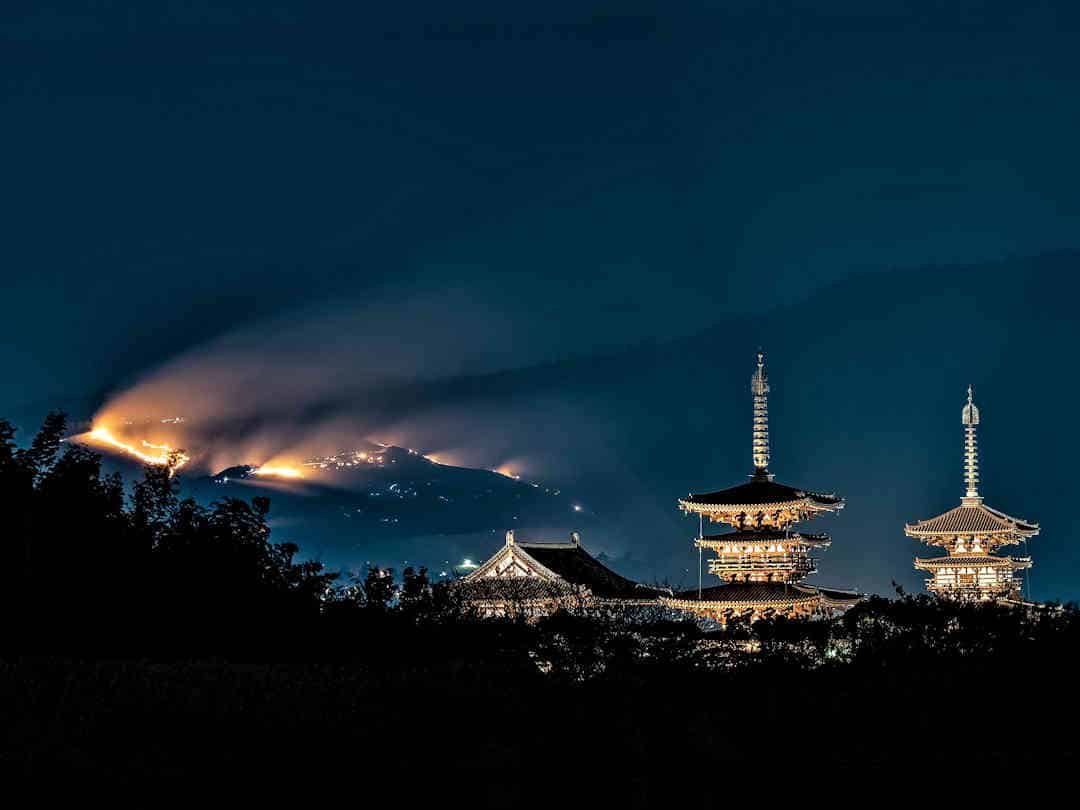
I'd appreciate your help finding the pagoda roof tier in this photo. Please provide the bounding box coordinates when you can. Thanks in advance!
[661,583,861,621]
[665,582,862,606]
[664,582,822,612]
[680,478,842,521]
[814,586,864,608]
[905,499,1039,541]
[698,528,832,548]
[914,554,1032,571]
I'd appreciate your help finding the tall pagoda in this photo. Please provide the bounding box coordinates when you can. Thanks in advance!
[905,387,1038,602]
[662,352,860,623]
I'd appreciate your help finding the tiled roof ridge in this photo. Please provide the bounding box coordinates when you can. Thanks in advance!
[906,500,1040,536]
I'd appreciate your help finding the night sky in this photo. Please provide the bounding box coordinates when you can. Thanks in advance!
[4,3,1079,599]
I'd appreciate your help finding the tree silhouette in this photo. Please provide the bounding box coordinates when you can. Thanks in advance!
[400,565,433,616]
[361,566,398,612]
[16,410,66,483]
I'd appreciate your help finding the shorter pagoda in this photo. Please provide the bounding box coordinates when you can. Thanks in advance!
[662,352,860,623]
[905,387,1038,602]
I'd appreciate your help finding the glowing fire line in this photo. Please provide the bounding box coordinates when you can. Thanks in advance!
[80,427,305,480]
[82,427,190,472]
[251,465,303,479]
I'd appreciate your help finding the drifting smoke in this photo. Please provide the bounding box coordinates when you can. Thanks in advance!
[85,282,631,482]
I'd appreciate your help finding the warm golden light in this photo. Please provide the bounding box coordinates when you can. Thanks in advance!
[79,426,190,472]
[250,465,304,479]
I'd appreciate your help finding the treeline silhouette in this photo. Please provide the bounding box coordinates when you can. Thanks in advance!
[3,412,1079,793]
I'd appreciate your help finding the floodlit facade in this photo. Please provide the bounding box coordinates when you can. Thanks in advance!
[906,387,1038,602]
[663,353,860,623]
[458,530,664,617]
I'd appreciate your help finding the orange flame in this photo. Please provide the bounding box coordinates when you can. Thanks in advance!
[80,427,190,473]
[250,465,304,479]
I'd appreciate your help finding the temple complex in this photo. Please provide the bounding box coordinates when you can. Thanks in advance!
[662,353,860,623]
[458,530,664,617]
[906,387,1038,602]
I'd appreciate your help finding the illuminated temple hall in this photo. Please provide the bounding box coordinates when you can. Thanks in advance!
[458,531,663,617]
[905,387,1038,602]
[663,353,860,623]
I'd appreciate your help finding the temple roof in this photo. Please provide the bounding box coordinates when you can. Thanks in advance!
[681,478,842,512]
[519,542,662,601]
[906,500,1039,539]
[914,554,1031,570]
[699,528,832,546]
[665,582,823,608]
[461,532,662,602]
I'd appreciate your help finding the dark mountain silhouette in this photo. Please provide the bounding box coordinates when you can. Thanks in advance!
[188,446,590,572]
[77,442,592,578]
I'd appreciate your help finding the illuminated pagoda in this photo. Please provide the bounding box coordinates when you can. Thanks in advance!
[458,530,664,618]
[662,352,860,623]
[905,387,1038,602]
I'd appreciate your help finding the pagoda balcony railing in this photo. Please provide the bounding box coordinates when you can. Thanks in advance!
[919,556,1032,569]
[924,579,1021,597]
[708,557,817,575]
[936,544,1022,556]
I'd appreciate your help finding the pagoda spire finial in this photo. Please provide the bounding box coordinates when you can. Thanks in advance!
[962,384,981,502]
[751,350,771,477]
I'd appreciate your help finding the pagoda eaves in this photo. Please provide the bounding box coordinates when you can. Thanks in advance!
[664,582,859,623]
[905,502,1038,546]
[697,528,832,549]
[679,478,843,530]
[914,554,1032,571]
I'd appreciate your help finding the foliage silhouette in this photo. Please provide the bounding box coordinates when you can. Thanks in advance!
[2,411,1079,792]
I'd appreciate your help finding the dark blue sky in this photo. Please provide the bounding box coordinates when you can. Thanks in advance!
[3,3,1078,596]
[6,2,1080,404]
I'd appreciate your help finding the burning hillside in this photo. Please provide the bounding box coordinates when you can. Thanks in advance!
[77,426,191,472]
[72,420,305,480]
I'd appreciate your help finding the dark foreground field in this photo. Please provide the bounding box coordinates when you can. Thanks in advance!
[4,607,1078,801]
